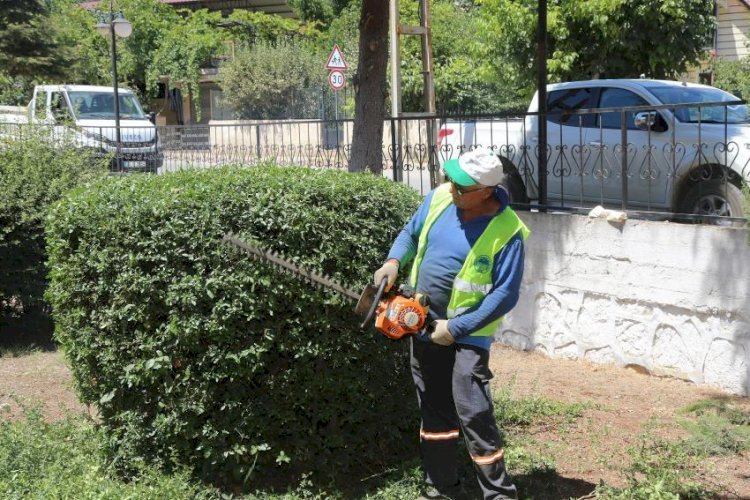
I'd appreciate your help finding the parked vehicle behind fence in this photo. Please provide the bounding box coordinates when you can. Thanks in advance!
[0,84,161,173]
[438,79,750,218]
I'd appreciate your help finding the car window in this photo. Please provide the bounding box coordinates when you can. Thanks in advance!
[649,85,749,124]
[597,88,650,130]
[547,88,595,126]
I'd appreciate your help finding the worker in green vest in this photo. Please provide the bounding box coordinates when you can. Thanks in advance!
[373,147,530,499]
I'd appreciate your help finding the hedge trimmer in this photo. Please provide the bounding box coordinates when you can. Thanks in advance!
[222,233,431,340]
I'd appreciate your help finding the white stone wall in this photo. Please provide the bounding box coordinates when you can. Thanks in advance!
[499,212,750,396]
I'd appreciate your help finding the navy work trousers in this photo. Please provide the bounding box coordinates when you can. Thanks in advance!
[410,338,517,500]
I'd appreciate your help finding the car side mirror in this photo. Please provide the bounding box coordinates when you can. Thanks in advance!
[634,111,667,132]
[148,111,156,124]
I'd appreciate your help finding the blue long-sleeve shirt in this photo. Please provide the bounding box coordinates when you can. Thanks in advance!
[387,186,525,350]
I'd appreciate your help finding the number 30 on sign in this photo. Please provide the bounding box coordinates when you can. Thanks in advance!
[328,70,345,91]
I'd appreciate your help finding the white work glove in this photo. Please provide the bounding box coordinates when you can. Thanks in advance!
[430,320,455,346]
[373,259,399,292]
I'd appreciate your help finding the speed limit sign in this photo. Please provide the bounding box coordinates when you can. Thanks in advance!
[328,70,345,91]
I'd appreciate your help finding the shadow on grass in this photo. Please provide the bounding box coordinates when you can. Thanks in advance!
[318,456,598,500]
[1,234,56,352]
[515,469,597,499]
[0,305,56,351]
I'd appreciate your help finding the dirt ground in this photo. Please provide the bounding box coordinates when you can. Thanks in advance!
[488,344,750,499]
[1,347,748,498]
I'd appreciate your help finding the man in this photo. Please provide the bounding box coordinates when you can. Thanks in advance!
[373,147,529,499]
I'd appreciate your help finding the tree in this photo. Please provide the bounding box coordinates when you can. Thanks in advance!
[399,0,497,113]
[117,0,180,95]
[221,42,323,119]
[712,57,750,100]
[289,0,355,23]
[479,0,715,96]
[49,0,111,88]
[146,9,228,120]
[0,0,66,79]
[348,0,389,174]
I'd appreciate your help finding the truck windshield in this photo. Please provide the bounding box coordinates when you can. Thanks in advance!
[648,86,749,124]
[68,91,146,120]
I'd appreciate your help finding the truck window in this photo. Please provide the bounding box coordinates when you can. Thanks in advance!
[547,88,594,126]
[597,88,650,130]
[68,91,146,120]
[50,92,71,123]
[35,90,48,120]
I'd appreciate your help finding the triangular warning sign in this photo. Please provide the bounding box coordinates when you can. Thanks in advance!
[325,44,349,70]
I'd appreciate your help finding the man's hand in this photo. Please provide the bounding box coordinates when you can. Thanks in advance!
[430,320,455,346]
[373,259,399,292]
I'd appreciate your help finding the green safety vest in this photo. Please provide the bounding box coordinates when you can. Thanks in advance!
[409,183,530,337]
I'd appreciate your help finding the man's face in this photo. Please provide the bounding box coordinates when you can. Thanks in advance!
[449,180,492,209]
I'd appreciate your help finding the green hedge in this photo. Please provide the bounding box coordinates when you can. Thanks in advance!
[45,165,423,489]
[0,130,108,342]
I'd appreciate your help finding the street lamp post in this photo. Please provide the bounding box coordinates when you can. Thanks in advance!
[96,0,132,170]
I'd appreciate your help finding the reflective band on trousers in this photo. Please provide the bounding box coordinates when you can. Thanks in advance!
[420,429,460,441]
[472,449,505,466]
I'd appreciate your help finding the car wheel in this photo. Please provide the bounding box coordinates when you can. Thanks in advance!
[502,173,529,207]
[680,180,745,218]
[499,157,529,207]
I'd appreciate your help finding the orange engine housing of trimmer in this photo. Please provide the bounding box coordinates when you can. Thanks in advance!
[356,280,430,340]
[373,288,429,340]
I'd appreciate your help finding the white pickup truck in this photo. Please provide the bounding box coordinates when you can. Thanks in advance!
[439,79,750,217]
[0,84,161,173]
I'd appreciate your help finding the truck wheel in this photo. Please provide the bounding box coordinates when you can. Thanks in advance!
[679,180,745,218]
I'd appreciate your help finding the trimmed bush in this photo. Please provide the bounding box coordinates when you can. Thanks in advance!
[0,128,108,342]
[45,165,422,489]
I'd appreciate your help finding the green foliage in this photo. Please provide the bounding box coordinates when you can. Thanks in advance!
[595,437,715,499]
[225,10,321,44]
[147,9,228,120]
[678,399,750,456]
[712,57,750,101]
[117,0,181,95]
[0,406,220,499]
[48,0,111,89]
[0,73,35,107]
[399,0,498,113]
[289,0,335,24]
[221,42,324,119]
[478,0,715,96]
[0,0,66,79]
[0,128,108,332]
[494,380,588,427]
[45,166,422,488]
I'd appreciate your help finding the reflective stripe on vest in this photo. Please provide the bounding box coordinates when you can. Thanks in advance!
[409,183,530,337]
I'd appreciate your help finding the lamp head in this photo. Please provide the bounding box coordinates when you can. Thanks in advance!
[112,17,132,38]
[95,21,110,37]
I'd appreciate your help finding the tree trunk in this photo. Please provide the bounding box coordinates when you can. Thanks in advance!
[348,0,389,174]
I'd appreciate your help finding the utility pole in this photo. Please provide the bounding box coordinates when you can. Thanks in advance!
[389,0,437,186]
[537,0,548,209]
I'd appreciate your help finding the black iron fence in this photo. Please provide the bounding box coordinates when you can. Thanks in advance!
[2,100,749,223]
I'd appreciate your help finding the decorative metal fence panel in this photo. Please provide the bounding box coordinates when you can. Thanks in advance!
[2,100,749,223]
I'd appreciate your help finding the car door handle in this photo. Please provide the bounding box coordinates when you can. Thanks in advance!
[589,141,603,147]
